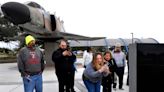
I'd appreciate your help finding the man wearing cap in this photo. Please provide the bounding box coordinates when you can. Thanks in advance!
[17,35,45,92]
[112,43,126,90]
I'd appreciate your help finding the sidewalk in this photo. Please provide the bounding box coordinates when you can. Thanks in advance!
[0,61,129,92]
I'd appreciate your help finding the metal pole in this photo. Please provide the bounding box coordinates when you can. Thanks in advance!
[131,33,133,44]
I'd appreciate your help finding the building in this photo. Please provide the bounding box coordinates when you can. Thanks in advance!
[69,38,159,52]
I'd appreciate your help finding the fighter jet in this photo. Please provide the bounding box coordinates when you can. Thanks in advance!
[1,1,105,41]
[1,1,105,65]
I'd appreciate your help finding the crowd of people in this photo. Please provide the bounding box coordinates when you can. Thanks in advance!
[17,35,128,92]
[82,43,127,92]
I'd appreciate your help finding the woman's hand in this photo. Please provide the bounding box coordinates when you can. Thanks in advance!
[98,65,106,73]
[102,65,111,74]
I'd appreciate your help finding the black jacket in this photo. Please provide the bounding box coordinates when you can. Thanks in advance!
[52,48,76,73]
[102,58,117,85]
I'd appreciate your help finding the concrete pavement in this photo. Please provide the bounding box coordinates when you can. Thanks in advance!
[0,59,129,92]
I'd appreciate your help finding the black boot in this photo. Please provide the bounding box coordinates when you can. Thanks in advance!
[71,88,76,92]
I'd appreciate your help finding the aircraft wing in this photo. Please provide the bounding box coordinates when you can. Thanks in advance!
[18,23,51,35]
[59,32,106,41]
[21,29,106,41]
[17,23,105,41]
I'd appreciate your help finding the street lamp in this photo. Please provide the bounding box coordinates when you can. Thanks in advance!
[131,33,134,44]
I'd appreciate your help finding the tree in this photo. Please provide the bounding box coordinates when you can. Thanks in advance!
[0,16,21,41]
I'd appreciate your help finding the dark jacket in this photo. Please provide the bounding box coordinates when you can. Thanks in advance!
[52,48,76,73]
[102,58,117,85]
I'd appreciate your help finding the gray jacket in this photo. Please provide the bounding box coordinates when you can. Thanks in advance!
[17,46,45,76]
[83,63,108,83]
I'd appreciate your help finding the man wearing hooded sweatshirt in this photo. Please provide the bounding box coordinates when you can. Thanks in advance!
[17,35,45,92]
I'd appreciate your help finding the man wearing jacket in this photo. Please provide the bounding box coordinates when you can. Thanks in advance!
[112,43,126,90]
[52,40,76,92]
[17,35,45,92]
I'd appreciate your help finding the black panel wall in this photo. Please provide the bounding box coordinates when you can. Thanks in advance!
[129,43,164,92]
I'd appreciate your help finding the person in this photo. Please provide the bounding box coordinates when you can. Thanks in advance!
[112,43,126,90]
[82,52,110,92]
[52,40,76,92]
[102,51,117,92]
[17,35,45,92]
[83,47,93,68]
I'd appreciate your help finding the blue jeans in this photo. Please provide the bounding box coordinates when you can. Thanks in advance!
[83,80,101,92]
[23,74,43,92]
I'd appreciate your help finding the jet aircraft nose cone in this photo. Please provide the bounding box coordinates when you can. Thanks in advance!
[1,2,31,24]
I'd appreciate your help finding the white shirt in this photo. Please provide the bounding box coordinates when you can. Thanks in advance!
[112,51,126,67]
[83,51,93,66]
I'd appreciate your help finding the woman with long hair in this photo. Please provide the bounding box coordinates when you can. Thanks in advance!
[102,51,117,92]
[82,52,110,92]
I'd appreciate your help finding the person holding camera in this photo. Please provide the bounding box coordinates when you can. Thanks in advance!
[82,52,110,92]
[102,51,117,92]
[52,40,76,92]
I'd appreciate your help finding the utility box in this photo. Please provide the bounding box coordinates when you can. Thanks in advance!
[129,43,164,92]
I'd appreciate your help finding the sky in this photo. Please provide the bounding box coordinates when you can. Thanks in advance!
[1,0,164,43]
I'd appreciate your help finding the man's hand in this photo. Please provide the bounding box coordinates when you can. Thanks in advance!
[63,50,72,56]
[67,51,72,56]
[63,50,68,56]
